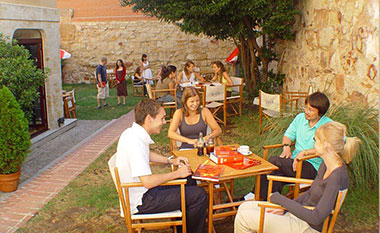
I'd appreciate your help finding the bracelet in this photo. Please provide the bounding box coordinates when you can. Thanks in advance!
[282,143,291,147]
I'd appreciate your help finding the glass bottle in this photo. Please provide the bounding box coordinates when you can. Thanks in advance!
[197,132,205,156]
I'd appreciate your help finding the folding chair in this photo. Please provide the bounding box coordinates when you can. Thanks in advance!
[63,89,77,118]
[145,83,177,118]
[283,85,314,108]
[203,84,227,126]
[131,75,145,96]
[225,76,244,117]
[258,175,348,233]
[258,90,298,134]
[108,154,187,233]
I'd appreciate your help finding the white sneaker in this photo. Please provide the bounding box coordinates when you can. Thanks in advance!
[244,192,255,200]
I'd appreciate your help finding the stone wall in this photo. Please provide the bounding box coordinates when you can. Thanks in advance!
[60,10,236,84]
[276,0,379,106]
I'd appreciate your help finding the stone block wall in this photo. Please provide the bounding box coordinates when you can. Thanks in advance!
[276,0,379,106]
[60,10,236,84]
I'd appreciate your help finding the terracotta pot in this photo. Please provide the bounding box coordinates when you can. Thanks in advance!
[0,168,21,192]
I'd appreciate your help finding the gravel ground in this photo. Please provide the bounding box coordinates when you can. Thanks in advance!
[20,120,110,184]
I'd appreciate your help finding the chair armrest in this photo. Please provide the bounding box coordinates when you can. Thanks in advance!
[296,154,319,162]
[257,201,284,210]
[262,144,283,150]
[267,175,313,185]
[121,179,187,188]
[283,97,300,104]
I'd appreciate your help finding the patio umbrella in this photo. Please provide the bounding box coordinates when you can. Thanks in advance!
[226,48,239,64]
[60,49,71,60]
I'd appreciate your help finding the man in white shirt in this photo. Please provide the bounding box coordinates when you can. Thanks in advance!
[116,99,207,233]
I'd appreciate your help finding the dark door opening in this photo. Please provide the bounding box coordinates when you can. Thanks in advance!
[17,39,48,137]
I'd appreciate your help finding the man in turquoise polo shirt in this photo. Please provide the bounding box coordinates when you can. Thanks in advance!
[243,92,332,201]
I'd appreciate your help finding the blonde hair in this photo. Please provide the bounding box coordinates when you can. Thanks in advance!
[315,121,361,164]
[181,87,201,116]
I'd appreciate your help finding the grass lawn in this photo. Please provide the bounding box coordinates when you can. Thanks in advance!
[17,96,379,232]
[63,83,144,120]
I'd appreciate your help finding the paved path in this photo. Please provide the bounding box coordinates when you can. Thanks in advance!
[0,111,135,233]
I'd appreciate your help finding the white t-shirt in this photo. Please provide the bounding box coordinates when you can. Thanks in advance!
[116,122,154,215]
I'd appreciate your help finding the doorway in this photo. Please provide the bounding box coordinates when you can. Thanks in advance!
[14,30,48,137]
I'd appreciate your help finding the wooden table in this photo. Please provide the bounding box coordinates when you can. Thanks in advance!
[172,149,278,233]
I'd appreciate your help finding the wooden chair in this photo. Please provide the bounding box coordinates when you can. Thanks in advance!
[145,83,178,118]
[108,154,187,233]
[225,76,244,117]
[263,143,319,199]
[203,84,227,126]
[258,90,299,134]
[283,85,314,108]
[131,74,145,96]
[63,89,77,118]
[257,175,348,233]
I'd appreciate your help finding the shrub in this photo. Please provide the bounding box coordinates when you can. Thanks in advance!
[0,33,47,121]
[259,104,379,188]
[0,86,31,174]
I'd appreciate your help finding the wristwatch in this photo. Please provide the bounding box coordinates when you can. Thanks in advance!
[167,155,174,164]
[282,143,291,147]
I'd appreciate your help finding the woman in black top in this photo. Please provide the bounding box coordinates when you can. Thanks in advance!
[235,121,361,233]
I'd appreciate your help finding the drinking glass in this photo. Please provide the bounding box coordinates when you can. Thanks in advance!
[206,137,215,155]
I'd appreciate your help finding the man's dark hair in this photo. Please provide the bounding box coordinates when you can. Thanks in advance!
[305,92,330,116]
[135,99,163,125]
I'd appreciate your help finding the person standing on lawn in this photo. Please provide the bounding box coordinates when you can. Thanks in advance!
[116,99,208,233]
[96,57,109,109]
[114,59,127,105]
[240,92,332,201]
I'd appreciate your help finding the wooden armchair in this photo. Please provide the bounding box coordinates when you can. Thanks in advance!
[283,85,314,108]
[145,83,177,118]
[225,76,244,117]
[263,143,319,198]
[258,90,299,134]
[108,154,187,233]
[131,74,145,96]
[203,84,227,126]
[63,89,77,118]
[257,175,348,233]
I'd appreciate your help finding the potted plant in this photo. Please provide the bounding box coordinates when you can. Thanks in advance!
[0,86,31,192]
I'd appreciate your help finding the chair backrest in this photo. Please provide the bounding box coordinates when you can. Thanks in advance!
[259,90,281,112]
[204,84,226,103]
[229,76,243,93]
[323,189,348,233]
[108,154,118,191]
[145,83,153,99]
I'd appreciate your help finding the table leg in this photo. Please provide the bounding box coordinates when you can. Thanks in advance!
[208,182,214,233]
[255,175,261,201]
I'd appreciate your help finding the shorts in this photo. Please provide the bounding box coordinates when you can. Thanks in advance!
[97,83,109,99]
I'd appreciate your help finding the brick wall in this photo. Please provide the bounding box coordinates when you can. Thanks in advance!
[57,0,154,21]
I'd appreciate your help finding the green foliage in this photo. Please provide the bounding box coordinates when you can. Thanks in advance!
[0,86,31,174]
[120,0,298,95]
[252,71,285,97]
[0,34,47,120]
[259,104,379,188]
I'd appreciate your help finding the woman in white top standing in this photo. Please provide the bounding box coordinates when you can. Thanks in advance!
[140,54,153,85]
[176,61,204,108]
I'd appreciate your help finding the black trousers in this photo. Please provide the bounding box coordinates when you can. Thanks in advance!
[252,156,318,200]
[137,177,207,233]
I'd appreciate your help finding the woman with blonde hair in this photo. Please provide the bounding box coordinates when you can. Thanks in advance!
[168,87,222,149]
[235,121,361,233]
